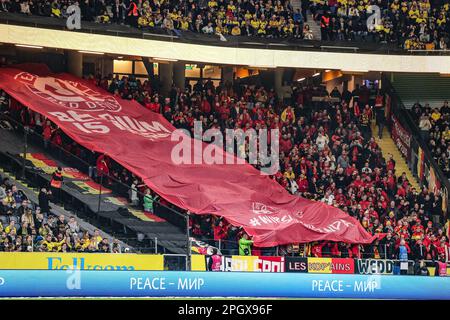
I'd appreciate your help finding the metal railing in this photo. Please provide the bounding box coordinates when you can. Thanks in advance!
[408,49,450,56]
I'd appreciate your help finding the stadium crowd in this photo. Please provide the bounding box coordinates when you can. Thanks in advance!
[411,100,450,179]
[1,71,449,262]
[0,0,449,48]
[315,0,450,50]
[0,0,310,39]
[0,172,123,253]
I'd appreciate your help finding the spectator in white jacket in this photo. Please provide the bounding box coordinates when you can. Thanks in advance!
[316,132,329,151]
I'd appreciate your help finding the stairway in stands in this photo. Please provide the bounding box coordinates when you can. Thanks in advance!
[0,128,188,255]
[0,166,133,251]
[390,73,450,108]
[371,121,421,191]
[290,0,322,40]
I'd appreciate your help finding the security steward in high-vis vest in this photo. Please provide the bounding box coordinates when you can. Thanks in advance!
[128,0,139,28]
[239,233,254,256]
[50,167,63,205]
[320,12,330,40]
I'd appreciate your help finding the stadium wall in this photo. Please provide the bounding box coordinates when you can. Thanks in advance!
[194,255,450,276]
[1,24,450,73]
[1,253,447,276]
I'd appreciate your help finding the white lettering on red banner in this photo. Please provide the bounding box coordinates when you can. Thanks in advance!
[390,114,411,159]
[15,72,122,112]
[48,110,171,140]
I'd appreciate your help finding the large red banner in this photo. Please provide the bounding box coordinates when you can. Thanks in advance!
[0,65,376,246]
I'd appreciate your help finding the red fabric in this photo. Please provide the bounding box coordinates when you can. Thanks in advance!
[0,65,376,247]
[146,102,160,113]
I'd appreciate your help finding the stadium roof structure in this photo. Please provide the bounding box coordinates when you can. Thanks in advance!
[1,13,450,73]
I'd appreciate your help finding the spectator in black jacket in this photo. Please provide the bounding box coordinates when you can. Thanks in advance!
[412,239,427,261]
[111,0,126,24]
[414,260,430,276]
[224,225,240,256]
[339,242,353,258]
[200,215,213,244]
[380,232,396,259]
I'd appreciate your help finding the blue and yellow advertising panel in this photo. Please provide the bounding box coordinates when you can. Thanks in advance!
[0,252,164,270]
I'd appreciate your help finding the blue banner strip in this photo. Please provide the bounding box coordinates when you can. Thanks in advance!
[0,270,449,299]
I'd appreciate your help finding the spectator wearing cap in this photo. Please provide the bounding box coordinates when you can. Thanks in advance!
[383,232,397,259]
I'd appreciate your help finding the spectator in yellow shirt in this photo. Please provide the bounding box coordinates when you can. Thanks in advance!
[91,229,103,249]
[442,126,450,141]
[227,1,236,12]
[258,16,268,35]
[41,234,57,251]
[5,220,16,235]
[431,109,441,122]
[284,167,296,180]
[251,16,260,30]
[231,25,241,36]
[409,8,420,19]
[391,0,400,11]
[208,0,218,8]
[51,1,61,18]
[437,14,446,27]
[180,17,189,30]
[400,2,408,13]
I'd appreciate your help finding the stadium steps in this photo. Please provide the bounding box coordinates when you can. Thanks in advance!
[291,0,301,11]
[371,122,421,191]
[0,128,190,255]
[306,14,322,40]
[0,167,132,251]
[391,73,450,108]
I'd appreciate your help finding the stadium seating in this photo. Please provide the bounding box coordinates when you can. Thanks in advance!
[0,172,123,253]
[410,101,450,179]
[0,0,449,50]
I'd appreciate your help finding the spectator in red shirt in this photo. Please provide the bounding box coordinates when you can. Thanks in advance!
[213,218,228,249]
[279,134,293,154]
